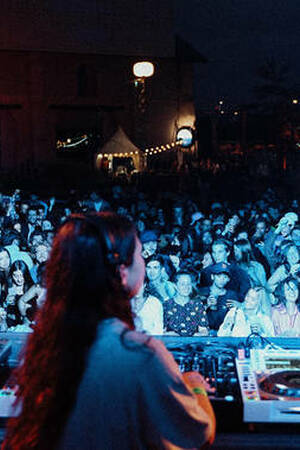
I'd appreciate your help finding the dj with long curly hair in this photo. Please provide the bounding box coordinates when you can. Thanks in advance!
[2,212,215,450]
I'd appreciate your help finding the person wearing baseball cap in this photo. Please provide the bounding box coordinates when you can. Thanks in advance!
[199,262,239,334]
[211,262,231,275]
[200,239,251,300]
[140,230,159,258]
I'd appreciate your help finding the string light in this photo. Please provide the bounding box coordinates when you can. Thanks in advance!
[97,150,140,158]
[144,139,184,156]
[56,134,89,149]
[97,139,184,160]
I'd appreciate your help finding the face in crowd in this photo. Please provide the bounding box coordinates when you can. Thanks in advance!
[37,207,44,222]
[255,221,267,238]
[292,229,300,247]
[176,274,193,298]
[0,250,10,272]
[277,213,298,238]
[233,245,242,262]
[146,260,162,282]
[35,244,50,264]
[229,214,240,227]
[20,202,29,216]
[286,245,300,266]
[211,272,230,289]
[202,231,213,246]
[31,233,44,247]
[12,269,24,287]
[281,221,296,238]
[143,240,157,257]
[284,280,299,303]
[169,254,180,269]
[202,219,211,232]
[42,220,53,232]
[212,243,230,264]
[27,209,38,225]
[202,252,213,268]
[243,288,260,311]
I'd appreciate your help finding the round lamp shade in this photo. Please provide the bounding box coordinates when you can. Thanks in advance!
[133,61,154,78]
[176,127,194,148]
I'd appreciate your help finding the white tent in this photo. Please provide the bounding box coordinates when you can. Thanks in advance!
[96,127,144,172]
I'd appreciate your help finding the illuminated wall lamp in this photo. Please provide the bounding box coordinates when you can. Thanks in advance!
[176,127,195,148]
[133,61,155,79]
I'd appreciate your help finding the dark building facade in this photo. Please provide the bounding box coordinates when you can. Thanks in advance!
[0,1,198,174]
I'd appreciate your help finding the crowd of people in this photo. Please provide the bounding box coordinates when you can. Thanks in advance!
[0,183,300,337]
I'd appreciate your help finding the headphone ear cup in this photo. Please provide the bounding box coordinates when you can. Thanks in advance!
[82,215,117,265]
[100,230,122,266]
[67,214,127,267]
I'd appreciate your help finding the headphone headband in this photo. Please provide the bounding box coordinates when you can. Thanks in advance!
[67,214,122,266]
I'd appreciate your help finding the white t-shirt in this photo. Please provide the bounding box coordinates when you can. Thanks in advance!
[134,295,163,335]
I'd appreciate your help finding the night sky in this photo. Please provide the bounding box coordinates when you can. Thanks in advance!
[175,0,300,111]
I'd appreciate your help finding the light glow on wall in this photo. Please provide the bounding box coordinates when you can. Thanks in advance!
[133,61,154,78]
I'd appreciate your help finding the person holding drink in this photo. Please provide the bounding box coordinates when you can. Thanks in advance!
[199,262,239,334]
[218,287,274,337]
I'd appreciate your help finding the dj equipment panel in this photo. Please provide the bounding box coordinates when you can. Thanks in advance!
[1,333,300,447]
[160,337,300,421]
[236,348,300,423]
[160,336,300,448]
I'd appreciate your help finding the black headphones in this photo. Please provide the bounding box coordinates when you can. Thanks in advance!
[67,214,122,267]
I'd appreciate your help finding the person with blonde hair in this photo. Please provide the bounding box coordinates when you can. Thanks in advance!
[218,287,274,337]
